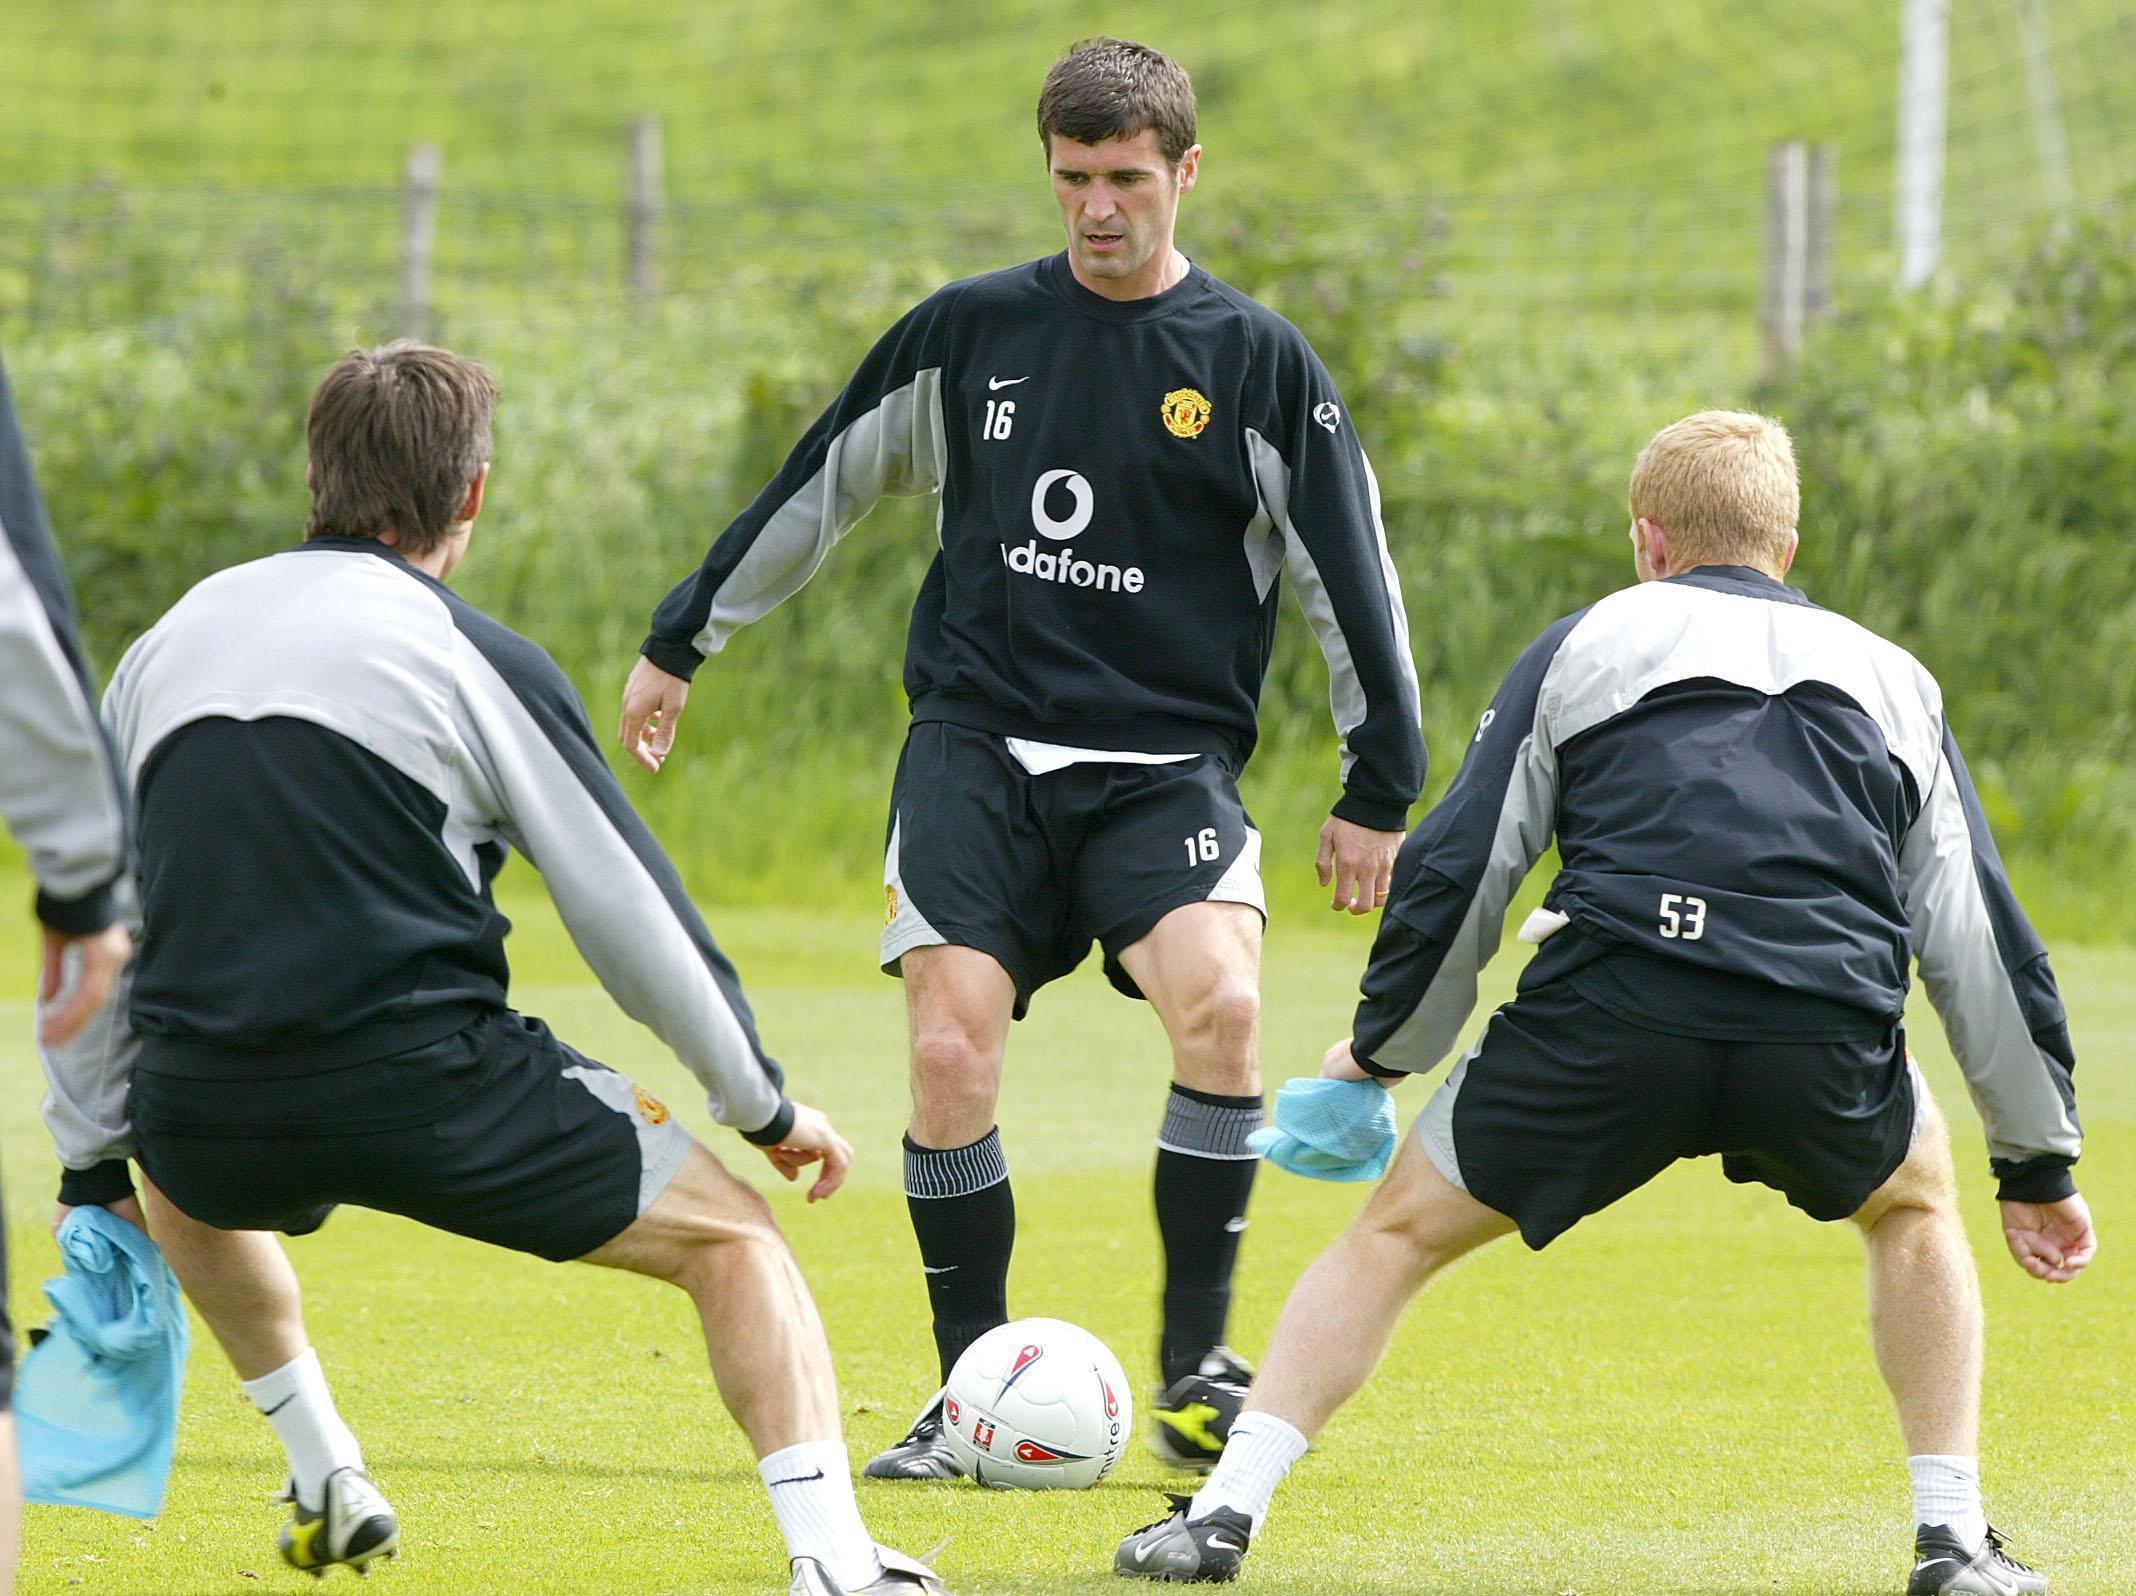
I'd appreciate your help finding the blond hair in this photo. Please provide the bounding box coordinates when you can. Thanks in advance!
[1628,410,1799,568]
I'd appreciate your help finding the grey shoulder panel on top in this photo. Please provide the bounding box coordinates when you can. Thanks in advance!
[1542,579,1943,795]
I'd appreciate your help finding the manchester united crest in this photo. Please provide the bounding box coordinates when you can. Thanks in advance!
[633,1085,671,1126]
[1160,387,1212,439]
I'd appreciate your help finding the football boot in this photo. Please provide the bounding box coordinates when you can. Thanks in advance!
[1114,1492,1252,1583]
[279,1466,400,1577]
[1149,1348,1253,1470]
[1907,1523,2048,1594]
[862,1391,965,1481]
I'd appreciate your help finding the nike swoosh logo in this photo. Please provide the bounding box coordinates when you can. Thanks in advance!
[1206,1534,1243,1552]
[988,375,1030,390]
[768,1468,826,1487]
[922,1265,958,1275]
[1223,1216,1249,1233]
[259,1395,294,1417]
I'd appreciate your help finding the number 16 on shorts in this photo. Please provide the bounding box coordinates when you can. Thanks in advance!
[1184,826,1221,867]
[1658,892,1707,940]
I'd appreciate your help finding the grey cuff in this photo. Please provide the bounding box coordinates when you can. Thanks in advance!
[740,1097,797,1146]
[903,1128,1008,1198]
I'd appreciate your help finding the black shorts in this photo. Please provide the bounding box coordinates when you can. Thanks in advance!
[882,722,1264,1015]
[1413,979,1918,1248]
[133,1011,692,1263]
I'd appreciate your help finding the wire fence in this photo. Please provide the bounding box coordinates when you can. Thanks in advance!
[1,0,2128,351]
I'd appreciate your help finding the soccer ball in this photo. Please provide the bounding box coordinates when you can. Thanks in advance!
[940,1318,1131,1489]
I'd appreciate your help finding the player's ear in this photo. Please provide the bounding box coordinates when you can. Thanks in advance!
[1777,528,1800,575]
[1175,144,1201,193]
[1635,517,1671,579]
[458,462,491,526]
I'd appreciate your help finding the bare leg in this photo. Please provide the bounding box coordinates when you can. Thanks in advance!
[902,944,1015,1148]
[1852,1091,1982,1457]
[1118,903,1266,1396]
[1245,1132,1516,1437]
[1116,902,1264,1099]
[581,1141,888,1586]
[897,944,1020,1388]
[139,1177,307,1381]
[581,1139,841,1455]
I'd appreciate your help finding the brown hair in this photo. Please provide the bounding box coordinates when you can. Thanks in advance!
[305,342,497,555]
[1037,37,1196,163]
[1628,410,1800,568]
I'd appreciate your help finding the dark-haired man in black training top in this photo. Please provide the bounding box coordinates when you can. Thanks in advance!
[620,38,1426,1479]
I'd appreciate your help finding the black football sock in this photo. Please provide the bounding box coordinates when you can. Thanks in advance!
[904,1128,1015,1386]
[1154,1084,1263,1387]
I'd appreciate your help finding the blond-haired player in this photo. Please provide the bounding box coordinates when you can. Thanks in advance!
[1115,411,2093,1594]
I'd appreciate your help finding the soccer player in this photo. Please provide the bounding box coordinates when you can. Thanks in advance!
[1115,412,2094,1593]
[0,350,134,1596]
[618,38,1426,1478]
[40,344,946,1596]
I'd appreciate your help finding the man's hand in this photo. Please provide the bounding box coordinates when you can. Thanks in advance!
[2001,1192,2096,1283]
[52,1192,146,1236]
[618,656,691,775]
[1320,1037,1370,1081]
[1321,1036,1394,1089]
[754,1103,854,1203]
[1317,817,1402,915]
[37,922,133,1047]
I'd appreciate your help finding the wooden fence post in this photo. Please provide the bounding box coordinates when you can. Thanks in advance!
[1761,140,1809,378]
[1806,143,1838,323]
[398,143,443,342]
[627,116,663,305]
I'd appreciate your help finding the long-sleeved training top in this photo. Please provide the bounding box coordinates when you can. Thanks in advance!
[641,252,1427,831]
[0,353,128,935]
[1351,565,2081,1202]
[41,539,793,1175]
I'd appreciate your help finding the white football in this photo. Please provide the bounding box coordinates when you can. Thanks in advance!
[940,1317,1131,1489]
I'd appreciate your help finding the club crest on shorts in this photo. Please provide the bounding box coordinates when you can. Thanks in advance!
[1161,387,1212,439]
[633,1086,670,1125]
[884,882,900,926]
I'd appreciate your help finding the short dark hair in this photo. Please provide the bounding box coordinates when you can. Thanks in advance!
[1036,37,1196,163]
[305,342,497,555]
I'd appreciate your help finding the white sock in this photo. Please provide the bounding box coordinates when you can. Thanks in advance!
[1190,1412,1309,1536]
[1909,1454,1986,1553]
[239,1348,365,1511]
[759,1441,880,1588]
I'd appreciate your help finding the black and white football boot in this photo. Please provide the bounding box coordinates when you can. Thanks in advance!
[1149,1348,1254,1471]
[862,1391,965,1481]
[1114,1492,1253,1583]
[278,1466,400,1576]
[788,1541,952,1594]
[1907,1524,2048,1594]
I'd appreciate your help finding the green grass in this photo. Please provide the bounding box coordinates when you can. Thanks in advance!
[4,885,2131,1594]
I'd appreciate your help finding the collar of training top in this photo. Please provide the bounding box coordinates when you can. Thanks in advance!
[1039,250,1214,324]
[1665,563,1814,606]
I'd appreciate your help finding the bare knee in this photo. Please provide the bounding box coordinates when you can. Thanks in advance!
[1170,976,1261,1090]
[909,1023,1002,1144]
[1353,1137,1512,1283]
[601,1148,795,1289]
[1854,1089,1962,1236]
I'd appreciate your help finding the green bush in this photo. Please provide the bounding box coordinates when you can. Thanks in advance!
[10,207,2131,934]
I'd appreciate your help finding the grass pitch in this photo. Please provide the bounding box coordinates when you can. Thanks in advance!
[4,894,2131,1594]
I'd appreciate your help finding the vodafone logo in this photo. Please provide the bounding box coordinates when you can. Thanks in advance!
[1002,467,1147,594]
[1029,470,1094,541]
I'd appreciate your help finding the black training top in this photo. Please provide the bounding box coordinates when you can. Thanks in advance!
[642,252,1427,831]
